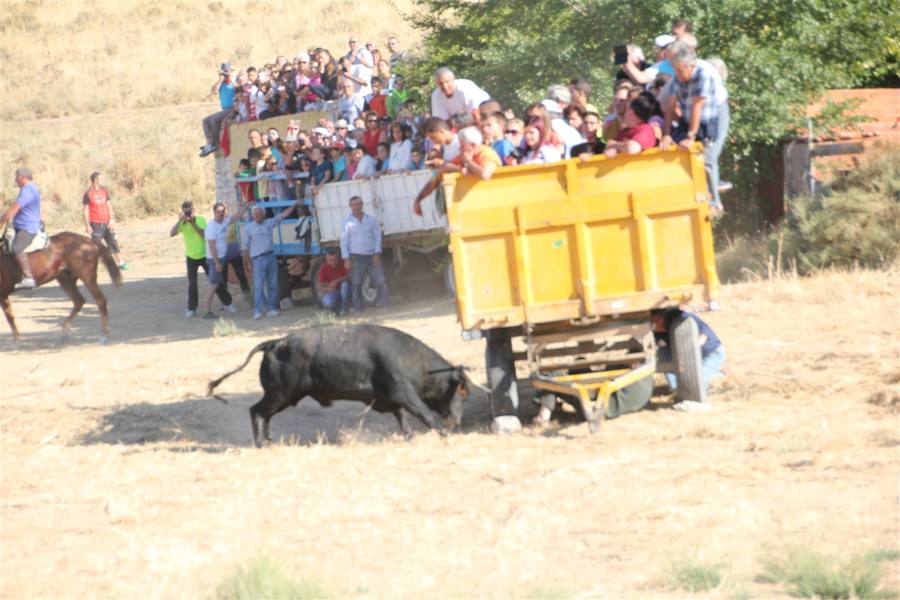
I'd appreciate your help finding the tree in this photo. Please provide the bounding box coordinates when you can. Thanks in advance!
[403,0,900,221]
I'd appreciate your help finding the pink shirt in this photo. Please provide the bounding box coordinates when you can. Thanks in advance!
[615,122,656,150]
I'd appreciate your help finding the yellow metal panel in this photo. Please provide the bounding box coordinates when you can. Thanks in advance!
[446,148,719,331]
[649,211,701,289]
[588,219,640,296]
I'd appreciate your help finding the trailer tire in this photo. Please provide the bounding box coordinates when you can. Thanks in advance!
[485,328,520,419]
[309,257,326,308]
[442,260,456,297]
[670,315,706,404]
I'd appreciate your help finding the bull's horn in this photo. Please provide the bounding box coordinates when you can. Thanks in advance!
[467,377,491,395]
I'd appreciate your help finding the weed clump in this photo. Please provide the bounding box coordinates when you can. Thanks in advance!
[216,554,334,600]
[759,547,898,599]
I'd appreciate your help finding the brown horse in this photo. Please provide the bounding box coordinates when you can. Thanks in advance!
[1,232,122,342]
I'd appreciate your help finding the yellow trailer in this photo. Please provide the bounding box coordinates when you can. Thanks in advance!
[443,146,719,429]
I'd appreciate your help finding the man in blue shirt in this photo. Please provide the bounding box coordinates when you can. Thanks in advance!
[0,167,42,288]
[241,201,299,319]
[200,63,237,158]
[340,196,389,312]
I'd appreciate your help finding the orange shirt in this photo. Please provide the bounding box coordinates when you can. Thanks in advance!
[82,187,111,224]
[450,145,502,169]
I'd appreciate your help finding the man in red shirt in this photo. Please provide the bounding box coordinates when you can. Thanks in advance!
[604,95,658,157]
[317,248,351,315]
[83,172,128,269]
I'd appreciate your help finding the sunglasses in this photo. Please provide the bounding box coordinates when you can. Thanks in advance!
[366,119,377,123]
[505,130,520,134]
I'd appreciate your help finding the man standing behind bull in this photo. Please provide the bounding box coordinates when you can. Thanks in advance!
[241,201,301,320]
[340,196,389,313]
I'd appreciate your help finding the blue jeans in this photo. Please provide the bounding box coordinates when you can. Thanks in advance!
[321,281,351,313]
[703,102,730,209]
[659,346,726,393]
[349,253,389,311]
[251,252,278,313]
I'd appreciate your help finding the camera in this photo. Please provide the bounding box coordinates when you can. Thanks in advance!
[613,45,628,65]
[183,208,193,217]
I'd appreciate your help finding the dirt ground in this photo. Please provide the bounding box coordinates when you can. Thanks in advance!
[1,218,898,598]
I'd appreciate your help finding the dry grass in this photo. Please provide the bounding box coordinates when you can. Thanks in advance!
[0,219,898,598]
[1,0,420,229]
[0,0,420,120]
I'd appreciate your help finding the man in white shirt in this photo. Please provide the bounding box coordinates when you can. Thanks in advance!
[202,201,249,319]
[423,117,460,165]
[353,149,380,180]
[430,67,490,121]
[340,196,389,311]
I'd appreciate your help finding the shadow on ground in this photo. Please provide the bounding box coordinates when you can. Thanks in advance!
[76,385,519,450]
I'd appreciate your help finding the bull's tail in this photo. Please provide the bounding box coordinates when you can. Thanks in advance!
[97,242,123,288]
[207,339,279,402]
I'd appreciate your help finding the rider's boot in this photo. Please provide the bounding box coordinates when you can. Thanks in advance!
[14,254,36,289]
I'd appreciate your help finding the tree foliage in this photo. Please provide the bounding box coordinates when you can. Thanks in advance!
[401,0,899,208]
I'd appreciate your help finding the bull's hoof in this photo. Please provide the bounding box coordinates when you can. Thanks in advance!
[490,415,522,435]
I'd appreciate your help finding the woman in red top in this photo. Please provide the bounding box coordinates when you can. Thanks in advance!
[604,94,658,157]
[361,112,386,157]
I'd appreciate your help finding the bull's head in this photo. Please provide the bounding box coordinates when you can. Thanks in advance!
[434,366,489,431]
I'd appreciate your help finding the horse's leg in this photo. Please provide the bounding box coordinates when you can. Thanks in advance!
[0,295,20,341]
[81,278,110,341]
[57,271,85,333]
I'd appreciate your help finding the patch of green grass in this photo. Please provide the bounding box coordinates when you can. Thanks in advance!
[671,560,724,593]
[759,547,898,599]
[866,548,900,563]
[523,584,574,599]
[216,554,333,600]
[213,318,243,338]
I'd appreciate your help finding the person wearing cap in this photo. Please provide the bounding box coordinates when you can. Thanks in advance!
[431,67,490,121]
[623,34,677,86]
[200,62,237,157]
[170,200,233,318]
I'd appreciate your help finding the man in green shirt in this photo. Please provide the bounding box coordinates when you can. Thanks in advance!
[169,200,238,318]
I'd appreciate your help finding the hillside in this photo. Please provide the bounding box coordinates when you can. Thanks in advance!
[0,0,419,225]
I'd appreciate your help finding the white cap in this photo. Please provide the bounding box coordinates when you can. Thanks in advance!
[540,99,562,115]
[654,34,676,49]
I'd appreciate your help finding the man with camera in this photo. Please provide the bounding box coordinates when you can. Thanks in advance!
[200,63,237,158]
[170,200,237,318]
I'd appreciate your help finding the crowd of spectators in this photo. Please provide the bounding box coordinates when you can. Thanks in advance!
[199,19,729,213]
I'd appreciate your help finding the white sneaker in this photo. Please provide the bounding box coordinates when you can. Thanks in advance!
[199,144,216,157]
[267,309,280,317]
[673,400,713,413]
[253,312,263,320]
[224,304,238,314]
[184,309,195,318]
[15,277,36,289]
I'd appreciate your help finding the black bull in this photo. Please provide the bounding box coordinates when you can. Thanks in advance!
[207,324,484,447]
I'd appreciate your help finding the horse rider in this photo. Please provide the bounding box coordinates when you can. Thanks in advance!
[0,168,42,289]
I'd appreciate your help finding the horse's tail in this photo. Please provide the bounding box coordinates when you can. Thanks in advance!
[207,339,280,402]
[97,242,123,288]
